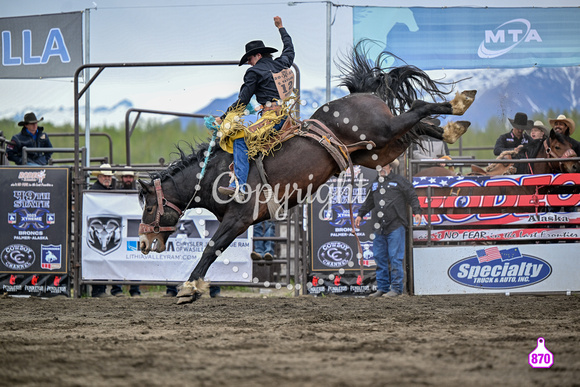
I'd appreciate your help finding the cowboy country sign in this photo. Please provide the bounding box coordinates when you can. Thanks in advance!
[0,12,82,79]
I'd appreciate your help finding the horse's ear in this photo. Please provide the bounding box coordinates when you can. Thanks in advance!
[138,179,152,193]
[549,128,556,139]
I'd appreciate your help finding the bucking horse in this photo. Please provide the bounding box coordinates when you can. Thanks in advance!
[138,44,477,304]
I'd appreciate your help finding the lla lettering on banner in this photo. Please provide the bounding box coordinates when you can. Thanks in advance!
[448,247,552,289]
[0,12,82,79]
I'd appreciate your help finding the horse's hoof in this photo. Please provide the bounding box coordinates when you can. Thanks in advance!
[176,296,195,305]
[176,286,194,298]
[443,121,470,144]
[451,90,477,115]
[176,279,210,298]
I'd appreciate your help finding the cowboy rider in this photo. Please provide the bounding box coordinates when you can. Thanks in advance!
[216,16,295,201]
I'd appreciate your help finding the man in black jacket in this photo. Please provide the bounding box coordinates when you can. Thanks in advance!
[493,112,533,156]
[216,16,295,201]
[355,160,422,297]
[7,112,53,165]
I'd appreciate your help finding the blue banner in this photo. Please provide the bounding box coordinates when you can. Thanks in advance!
[353,7,580,70]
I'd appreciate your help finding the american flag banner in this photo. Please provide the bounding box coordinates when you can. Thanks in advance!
[476,246,502,263]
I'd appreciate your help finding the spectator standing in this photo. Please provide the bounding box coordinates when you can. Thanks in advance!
[354,159,422,297]
[116,167,141,297]
[493,112,533,156]
[89,164,115,298]
[7,112,53,165]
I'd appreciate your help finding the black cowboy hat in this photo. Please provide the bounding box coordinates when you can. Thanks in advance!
[18,112,44,126]
[239,40,278,66]
[508,112,533,131]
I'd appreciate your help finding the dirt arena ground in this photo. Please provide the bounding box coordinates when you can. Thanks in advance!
[1,290,578,387]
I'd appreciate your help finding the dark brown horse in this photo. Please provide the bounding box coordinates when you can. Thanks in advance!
[138,46,476,303]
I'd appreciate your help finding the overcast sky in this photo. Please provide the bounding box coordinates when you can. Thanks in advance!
[1,0,579,125]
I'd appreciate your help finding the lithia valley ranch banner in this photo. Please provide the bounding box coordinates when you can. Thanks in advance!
[82,191,252,284]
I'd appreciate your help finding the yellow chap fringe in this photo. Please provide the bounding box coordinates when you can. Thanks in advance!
[217,91,301,159]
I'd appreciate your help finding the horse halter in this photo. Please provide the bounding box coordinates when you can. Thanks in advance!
[543,137,577,171]
[138,178,183,234]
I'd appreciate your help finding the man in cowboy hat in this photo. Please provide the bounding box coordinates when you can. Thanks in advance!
[117,166,136,190]
[6,112,53,165]
[90,163,115,191]
[530,120,549,140]
[216,16,295,202]
[549,114,580,156]
[494,112,533,156]
[549,114,576,136]
[354,159,422,298]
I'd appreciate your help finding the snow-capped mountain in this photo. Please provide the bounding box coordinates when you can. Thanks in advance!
[194,66,580,130]
[4,67,578,131]
[4,99,135,128]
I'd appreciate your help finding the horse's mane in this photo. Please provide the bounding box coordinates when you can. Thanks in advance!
[336,40,458,146]
[150,142,212,181]
[336,40,455,115]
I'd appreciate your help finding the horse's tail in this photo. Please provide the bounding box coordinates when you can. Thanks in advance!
[337,40,455,115]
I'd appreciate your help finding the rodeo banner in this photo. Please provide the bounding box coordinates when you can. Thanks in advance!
[0,167,70,297]
[82,191,252,284]
[308,165,381,296]
[413,244,579,295]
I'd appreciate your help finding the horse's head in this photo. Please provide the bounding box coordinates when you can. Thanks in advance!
[546,130,580,173]
[138,178,183,254]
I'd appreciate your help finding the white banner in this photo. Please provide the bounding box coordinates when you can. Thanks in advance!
[81,192,252,282]
[413,244,579,295]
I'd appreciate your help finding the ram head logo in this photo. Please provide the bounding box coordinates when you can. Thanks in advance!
[87,217,122,255]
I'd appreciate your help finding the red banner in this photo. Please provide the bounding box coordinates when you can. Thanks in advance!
[417,212,580,227]
[414,228,580,242]
[418,194,580,209]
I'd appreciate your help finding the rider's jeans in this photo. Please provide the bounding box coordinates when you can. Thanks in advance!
[231,138,249,190]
